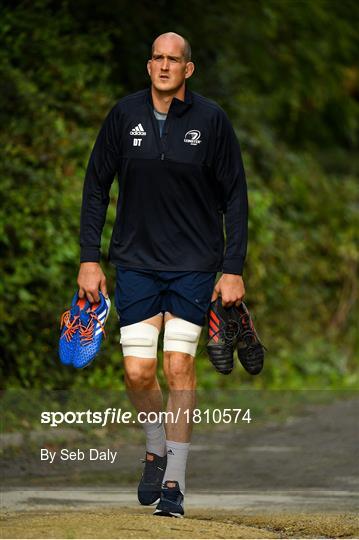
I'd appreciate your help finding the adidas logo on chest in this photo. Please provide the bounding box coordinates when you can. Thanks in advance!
[130,123,146,136]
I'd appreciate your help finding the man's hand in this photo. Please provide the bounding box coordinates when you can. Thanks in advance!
[211,273,245,308]
[77,262,108,304]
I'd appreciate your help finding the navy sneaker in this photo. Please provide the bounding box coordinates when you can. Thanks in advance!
[153,481,184,517]
[73,292,111,369]
[235,301,266,375]
[138,452,167,505]
[59,292,89,366]
[206,297,241,375]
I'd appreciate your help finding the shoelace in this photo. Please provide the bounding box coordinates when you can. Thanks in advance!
[197,318,241,356]
[60,310,80,342]
[238,312,268,351]
[213,319,241,349]
[79,312,106,345]
[140,458,165,482]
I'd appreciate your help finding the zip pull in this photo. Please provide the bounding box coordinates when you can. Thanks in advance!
[160,153,165,160]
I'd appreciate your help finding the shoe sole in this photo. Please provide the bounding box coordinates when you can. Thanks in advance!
[138,497,160,506]
[153,510,184,518]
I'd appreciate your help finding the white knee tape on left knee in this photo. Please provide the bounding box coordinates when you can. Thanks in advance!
[163,318,202,356]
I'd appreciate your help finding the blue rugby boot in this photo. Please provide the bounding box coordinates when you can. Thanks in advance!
[73,292,111,369]
[59,292,89,366]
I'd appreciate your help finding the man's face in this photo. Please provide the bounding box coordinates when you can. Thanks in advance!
[147,36,194,93]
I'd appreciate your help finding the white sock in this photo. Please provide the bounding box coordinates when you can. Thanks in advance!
[163,440,190,493]
[142,421,166,457]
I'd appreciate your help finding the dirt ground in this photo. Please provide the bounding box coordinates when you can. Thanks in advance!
[1,396,358,538]
[1,508,358,539]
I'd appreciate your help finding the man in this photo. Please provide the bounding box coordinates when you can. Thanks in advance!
[77,32,248,517]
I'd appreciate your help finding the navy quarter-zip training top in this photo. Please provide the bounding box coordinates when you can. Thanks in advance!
[80,87,248,274]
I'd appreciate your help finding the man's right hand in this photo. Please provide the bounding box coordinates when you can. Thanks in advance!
[77,262,108,304]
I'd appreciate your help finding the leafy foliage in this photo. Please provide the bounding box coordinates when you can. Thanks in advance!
[1,0,358,389]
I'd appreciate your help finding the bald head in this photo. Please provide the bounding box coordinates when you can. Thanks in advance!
[147,32,195,96]
[151,32,191,62]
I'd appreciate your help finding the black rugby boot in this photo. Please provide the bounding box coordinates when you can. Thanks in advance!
[235,302,266,375]
[138,452,167,505]
[206,297,241,375]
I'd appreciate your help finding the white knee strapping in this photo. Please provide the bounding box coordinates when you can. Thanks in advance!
[120,322,159,358]
[163,318,202,357]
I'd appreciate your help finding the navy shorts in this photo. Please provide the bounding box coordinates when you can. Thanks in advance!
[115,267,217,327]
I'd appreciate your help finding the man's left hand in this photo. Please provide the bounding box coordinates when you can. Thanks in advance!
[211,273,245,307]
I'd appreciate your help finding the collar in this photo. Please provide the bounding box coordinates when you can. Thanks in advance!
[146,86,193,117]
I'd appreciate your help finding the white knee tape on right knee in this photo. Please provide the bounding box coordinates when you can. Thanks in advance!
[120,322,159,358]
